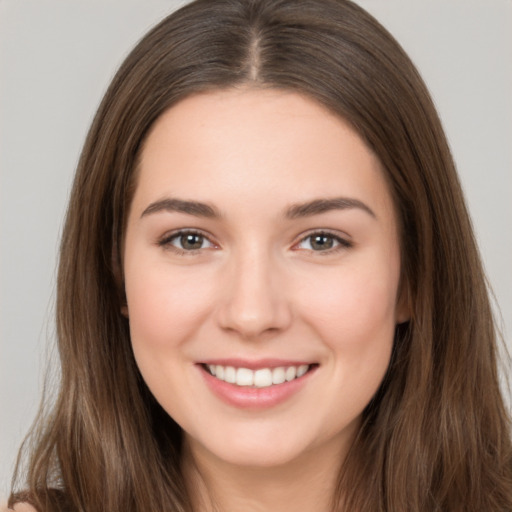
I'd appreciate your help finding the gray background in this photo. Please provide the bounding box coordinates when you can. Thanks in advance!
[1,0,511,500]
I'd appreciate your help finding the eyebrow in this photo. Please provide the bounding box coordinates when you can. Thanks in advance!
[140,196,376,220]
[285,197,376,219]
[141,198,221,219]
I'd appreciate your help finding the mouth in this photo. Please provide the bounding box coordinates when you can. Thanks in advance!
[200,362,318,388]
[197,360,318,409]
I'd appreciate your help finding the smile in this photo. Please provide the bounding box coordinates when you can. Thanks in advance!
[205,364,312,388]
[198,360,318,409]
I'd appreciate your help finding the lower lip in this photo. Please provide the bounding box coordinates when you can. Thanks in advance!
[198,365,316,409]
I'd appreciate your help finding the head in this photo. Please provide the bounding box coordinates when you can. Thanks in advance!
[52,0,502,508]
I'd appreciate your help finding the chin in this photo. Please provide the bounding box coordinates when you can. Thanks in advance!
[184,417,356,471]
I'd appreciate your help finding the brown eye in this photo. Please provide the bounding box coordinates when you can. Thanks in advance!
[178,233,205,250]
[296,232,351,252]
[159,230,215,252]
[310,234,334,251]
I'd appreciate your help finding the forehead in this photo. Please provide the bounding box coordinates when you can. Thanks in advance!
[133,88,394,220]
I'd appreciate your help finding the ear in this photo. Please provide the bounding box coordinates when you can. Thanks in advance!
[111,237,129,317]
[395,278,411,324]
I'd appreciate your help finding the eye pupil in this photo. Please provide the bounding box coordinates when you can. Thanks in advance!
[311,235,334,250]
[181,233,204,250]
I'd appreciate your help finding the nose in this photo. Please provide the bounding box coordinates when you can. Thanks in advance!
[216,247,292,340]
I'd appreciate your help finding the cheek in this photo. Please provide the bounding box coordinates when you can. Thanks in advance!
[296,251,400,413]
[301,260,400,341]
[125,262,218,351]
[299,263,398,426]
[124,262,220,416]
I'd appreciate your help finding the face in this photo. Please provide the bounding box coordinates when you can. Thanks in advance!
[123,89,407,469]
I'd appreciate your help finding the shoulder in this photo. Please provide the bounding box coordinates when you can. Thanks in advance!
[1,504,38,512]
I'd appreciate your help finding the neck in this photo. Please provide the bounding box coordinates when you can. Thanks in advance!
[182,434,352,512]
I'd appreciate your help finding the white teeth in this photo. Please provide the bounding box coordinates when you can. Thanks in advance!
[254,368,273,388]
[224,366,236,384]
[297,364,309,377]
[285,366,297,381]
[272,367,286,385]
[236,368,254,386]
[215,365,224,380]
[206,364,312,387]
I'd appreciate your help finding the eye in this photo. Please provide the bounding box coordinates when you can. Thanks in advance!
[159,230,215,253]
[295,231,351,252]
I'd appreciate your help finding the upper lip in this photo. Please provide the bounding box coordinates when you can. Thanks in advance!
[197,358,317,370]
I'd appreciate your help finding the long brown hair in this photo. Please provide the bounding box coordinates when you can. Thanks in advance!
[9,0,512,510]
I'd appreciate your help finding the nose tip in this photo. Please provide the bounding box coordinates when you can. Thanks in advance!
[220,308,282,340]
[216,257,292,340]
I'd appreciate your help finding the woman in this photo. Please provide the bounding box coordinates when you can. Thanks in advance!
[7,0,512,510]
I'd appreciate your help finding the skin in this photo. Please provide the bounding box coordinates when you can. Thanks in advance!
[123,88,408,511]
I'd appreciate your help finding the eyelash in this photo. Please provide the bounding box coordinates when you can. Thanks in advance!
[157,229,352,256]
[293,230,352,254]
[157,229,215,256]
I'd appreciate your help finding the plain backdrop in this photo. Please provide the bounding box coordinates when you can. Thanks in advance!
[1,0,511,500]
